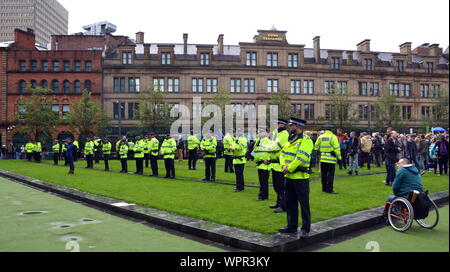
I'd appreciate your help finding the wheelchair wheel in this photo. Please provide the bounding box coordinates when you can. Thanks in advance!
[388,197,414,232]
[416,199,440,229]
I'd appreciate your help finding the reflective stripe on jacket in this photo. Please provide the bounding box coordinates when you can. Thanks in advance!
[314,131,342,164]
[280,134,314,179]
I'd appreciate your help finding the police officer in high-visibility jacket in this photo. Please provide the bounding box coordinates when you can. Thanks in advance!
[134,136,145,175]
[93,137,101,164]
[143,135,151,168]
[223,129,235,173]
[161,134,177,179]
[128,139,135,160]
[52,140,61,165]
[25,141,35,161]
[187,132,200,170]
[73,139,79,162]
[119,139,129,173]
[149,134,160,176]
[253,129,273,201]
[269,119,290,213]
[84,137,94,168]
[229,129,247,192]
[34,140,42,163]
[314,124,342,194]
[200,130,217,182]
[102,138,112,171]
[279,118,314,237]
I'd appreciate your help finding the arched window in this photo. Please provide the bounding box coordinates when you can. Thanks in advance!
[63,80,71,94]
[19,80,26,94]
[52,80,59,94]
[84,80,92,92]
[30,80,37,89]
[74,80,81,94]
[41,80,48,89]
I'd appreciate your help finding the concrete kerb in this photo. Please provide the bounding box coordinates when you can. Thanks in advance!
[0,169,447,252]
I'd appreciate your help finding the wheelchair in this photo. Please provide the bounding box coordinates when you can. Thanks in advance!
[383,190,440,232]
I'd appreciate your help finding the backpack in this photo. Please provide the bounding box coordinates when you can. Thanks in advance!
[408,191,432,220]
[439,141,448,156]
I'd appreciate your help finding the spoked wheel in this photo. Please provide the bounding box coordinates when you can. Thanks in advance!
[416,199,440,229]
[388,197,414,232]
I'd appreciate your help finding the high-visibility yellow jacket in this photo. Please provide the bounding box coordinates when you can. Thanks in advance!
[134,140,145,158]
[52,144,60,153]
[231,136,247,165]
[102,142,112,155]
[73,140,79,149]
[93,140,100,152]
[222,133,235,156]
[200,137,217,158]
[143,139,150,154]
[35,142,42,152]
[161,138,177,159]
[314,130,342,164]
[253,137,273,171]
[128,141,135,151]
[119,144,128,159]
[26,142,35,153]
[280,134,314,179]
[84,141,94,155]
[115,140,121,152]
[270,129,289,172]
[150,138,160,156]
[187,135,200,150]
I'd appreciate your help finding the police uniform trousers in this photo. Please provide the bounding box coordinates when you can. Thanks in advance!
[94,150,101,164]
[73,148,78,162]
[272,170,286,210]
[234,164,245,191]
[63,152,68,166]
[120,158,128,173]
[204,157,216,180]
[164,158,175,178]
[320,162,336,193]
[53,152,60,165]
[285,178,311,232]
[86,154,94,168]
[144,153,150,168]
[104,154,110,171]
[33,151,41,163]
[224,155,234,173]
[26,152,33,161]
[150,155,159,176]
[188,149,197,170]
[135,157,144,174]
[257,169,269,200]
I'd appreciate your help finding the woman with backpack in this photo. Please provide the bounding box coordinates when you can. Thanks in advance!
[434,135,449,176]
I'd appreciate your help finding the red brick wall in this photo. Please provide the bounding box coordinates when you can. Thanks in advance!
[51,35,106,51]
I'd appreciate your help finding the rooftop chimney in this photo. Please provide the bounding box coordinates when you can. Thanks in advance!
[313,36,321,64]
[399,42,412,63]
[183,33,188,55]
[346,51,354,64]
[429,44,440,57]
[136,32,144,44]
[357,39,371,52]
[217,34,224,55]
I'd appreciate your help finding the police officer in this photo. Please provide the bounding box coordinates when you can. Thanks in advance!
[269,119,290,213]
[34,140,42,163]
[84,137,94,168]
[73,139,79,162]
[150,133,160,176]
[52,140,61,165]
[102,138,112,171]
[253,129,272,201]
[25,140,34,161]
[119,139,129,173]
[279,118,314,237]
[143,135,151,168]
[200,130,217,182]
[128,139,135,160]
[314,124,342,194]
[223,129,235,173]
[134,136,145,175]
[187,131,200,170]
[229,129,247,192]
[161,134,177,178]
[93,137,102,164]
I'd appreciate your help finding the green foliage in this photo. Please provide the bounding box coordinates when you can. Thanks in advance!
[373,87,402,132]
[323,87,356,129]
[429,88,449,128]
[135,86,173,134]
[269,89,293,121]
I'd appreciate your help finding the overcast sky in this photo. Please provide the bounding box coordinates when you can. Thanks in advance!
[58,0,449,53]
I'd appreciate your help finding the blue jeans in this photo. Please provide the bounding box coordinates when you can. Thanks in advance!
[15,152,21,160]
[349,153,359,172]
[386,162,396,185]
[418,153,428,170]
[67,156,74,172]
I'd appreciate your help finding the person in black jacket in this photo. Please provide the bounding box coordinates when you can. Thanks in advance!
[372,134,384,168]
[406,135,420,170]
[434,135,449,176]
[347,132,360,175]
[385,131,401,185]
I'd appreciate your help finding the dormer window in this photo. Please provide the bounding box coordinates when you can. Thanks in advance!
[396,60,404,72]
[161,53,172,65]
[364,59,373,71]
[426,62,433,74]
[200,53,210,66]
[331,57,340,70]
[122,52,133,64]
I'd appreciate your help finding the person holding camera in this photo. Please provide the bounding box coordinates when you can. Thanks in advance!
[64,139,76,174]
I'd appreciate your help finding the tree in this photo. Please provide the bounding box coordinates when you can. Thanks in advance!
[12,86,58,142]
[269,89,293,121]
[430,88,449,129]
[65,90,110,139]
[135,87,173,135]
[322,86,356,129]
[203,87,230,133]
[373,87,402,132]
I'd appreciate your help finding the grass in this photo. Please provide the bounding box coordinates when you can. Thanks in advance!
[0,160,448,234]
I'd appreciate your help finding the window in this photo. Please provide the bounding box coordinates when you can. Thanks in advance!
[231,103,243,119]
[389,83,400,97]
[200,53,210,66]
[400,84,411,97]
[230,79,241,93]
[369,82,380,96]
[292,104,302,117]
[52,61,59,72]
[169,103,180,119]
[244,79,255,93]
[359,82,368,96]
[246,52,257,66]
[153,78,165,92]
[192,103,203,118]
[192,78,204,93]
[290,80,301,94]
[63,61,70,72]
[128,78,140,93]
[85,61,92,72]
[420,84,429,98]
[122,52,133,64]
[402,106,412,120]
[337,81,347,93]
[421,106,431,119]
[358,105,368,120]
[113,77,125,93]
[74,80,81,94]
[324,81,335,94]
[63,80,70,94]
[396,60,404,72]
[42,61,48,72]
[62,105,70,120]
[266,53,278,67]
[52,105,59,119]
[52,80,59,94]
[432,85,441,98]
[113,102,125,120]
[325,104,336,121]
[168,78,180,93]
[331,57,340,70]
[41,80,48,89]
[267,79,278,93]
[426,62,433,74]
[288,54,299,68]
[128,103,139,120]
[161,53,172,65]
[206,78,218,93]
[304,104,315,120]
[85,80,92,92]
[364,59,373,71]
[304,80,314,94]
[19,80,26,93]
[30,60,37,72]
[74,61,81,72]
[19,61,26,72]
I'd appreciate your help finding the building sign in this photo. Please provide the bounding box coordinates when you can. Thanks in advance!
[254,30,288,44]
[262,33,283,41]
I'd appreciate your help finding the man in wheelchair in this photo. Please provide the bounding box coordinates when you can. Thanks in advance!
[386,158,423,203]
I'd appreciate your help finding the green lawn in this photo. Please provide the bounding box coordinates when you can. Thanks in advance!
[0,177,223,252]
[318,206,449,252]
[0,160,447,234]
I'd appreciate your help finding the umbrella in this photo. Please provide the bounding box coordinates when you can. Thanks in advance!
[432,127,446,132]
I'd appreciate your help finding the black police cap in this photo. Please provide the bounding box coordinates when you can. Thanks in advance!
[288,118,307,127]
